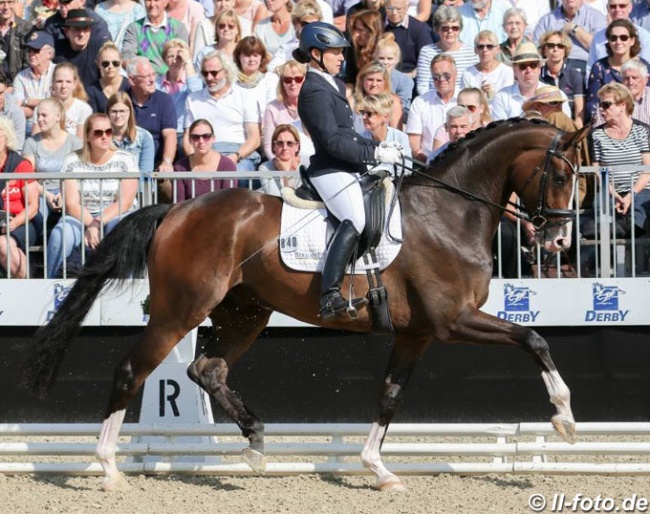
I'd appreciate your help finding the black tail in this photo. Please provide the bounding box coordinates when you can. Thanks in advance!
[23,203,172,397]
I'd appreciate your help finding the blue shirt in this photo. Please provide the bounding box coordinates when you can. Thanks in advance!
[129,89,177,165]
[86,77,130,114]
[155,74,204,133]
[112,126,155,173]
[458,0,508,48]
[631,1,650,33]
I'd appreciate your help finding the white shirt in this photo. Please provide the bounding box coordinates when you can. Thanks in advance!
[491,82,572,120]
[405,89,457,159]
[460,63,515,96]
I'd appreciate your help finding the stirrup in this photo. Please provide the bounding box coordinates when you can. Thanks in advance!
[319,293,367,320]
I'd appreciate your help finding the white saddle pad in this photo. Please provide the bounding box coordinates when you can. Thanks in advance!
[278,189,403,274]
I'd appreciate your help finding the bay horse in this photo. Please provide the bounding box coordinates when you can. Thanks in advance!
[24,118,590,491]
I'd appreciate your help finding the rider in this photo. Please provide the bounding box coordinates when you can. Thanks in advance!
[293,22,404,319]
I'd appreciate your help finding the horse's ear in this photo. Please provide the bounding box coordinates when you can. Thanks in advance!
[560,124,591,151]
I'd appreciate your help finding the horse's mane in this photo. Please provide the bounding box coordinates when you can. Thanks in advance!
[427,117,554,171]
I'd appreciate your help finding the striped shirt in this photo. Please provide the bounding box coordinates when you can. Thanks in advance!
[416,43,478,95]
[590,120,650,193]
[11,61,55,106]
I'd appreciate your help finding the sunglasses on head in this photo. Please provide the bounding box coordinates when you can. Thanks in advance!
[217,22,236,29]
[201,68,223,78]
[190,132,213,142]
[273,140,297,148]
[545,42,565,49]
[476,44,496,50]
[282,75,304,84]
[92,128,112,138]
[432,72,452,82]
[101,60,121,69]
[599,100,616,110]
[458,103,478,112]
[609,34,631,42]
[440,25,460,32]
[516,61,540,70]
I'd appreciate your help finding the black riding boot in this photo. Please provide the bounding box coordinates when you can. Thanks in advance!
[319,219,368,319]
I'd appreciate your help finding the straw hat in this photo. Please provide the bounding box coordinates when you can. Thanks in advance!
[522,85,566,111]
[511,41,545,65]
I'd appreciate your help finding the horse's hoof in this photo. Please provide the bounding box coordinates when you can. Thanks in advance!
[101,474,130,492]
[242,448,267,475]
[551,414,577,444]
[375,476,406,492]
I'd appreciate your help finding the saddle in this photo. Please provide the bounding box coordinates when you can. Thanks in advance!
[286,168,395,333]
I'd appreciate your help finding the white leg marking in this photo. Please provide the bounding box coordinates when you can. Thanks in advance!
[542,370,576,443]
[360,422,405,491]
[95,409,129,491]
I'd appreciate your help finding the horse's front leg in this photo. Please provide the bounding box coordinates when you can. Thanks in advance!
[448,309,575,443]
[361,335,431,491]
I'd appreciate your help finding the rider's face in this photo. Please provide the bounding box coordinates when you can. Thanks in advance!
[319,47,344,75]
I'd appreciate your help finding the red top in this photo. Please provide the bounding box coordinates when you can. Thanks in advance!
[1,159,35,216]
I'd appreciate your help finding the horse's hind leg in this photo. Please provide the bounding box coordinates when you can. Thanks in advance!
[448,309,575,443]
[361,335,431,491]
[187,296,272,474]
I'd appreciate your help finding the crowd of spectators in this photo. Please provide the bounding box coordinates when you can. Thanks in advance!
[1,0,650,278]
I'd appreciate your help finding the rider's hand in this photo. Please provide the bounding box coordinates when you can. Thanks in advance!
[374,145,403,165]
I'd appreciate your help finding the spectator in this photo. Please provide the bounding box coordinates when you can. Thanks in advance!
[126,56,177,172]
[502,0,549,37]
[46,112,139,278]
[533,0,607,81]
[107,92,155,173]
[233,35,274,117]
[433,86,490,149]
[499,7,527,66]
[166,0,206,55]
[539,30,585,126]
[622,57,650,125]
[183,51,261,172]
[353,61,403,129]
[406,52,457,161]
[416,5,478,94]
[0,0,31,83]
[631,0,650,33]
[121,0,189,75]
[590,82,650,236]
[34,62,91,139]
[156,38,202,156]
[0,72,26,151]
[588,0,650,76]
[344,9,383,85]
[94,0,146,50]
[12,31,56,136]
[235,0,267,32]
[258,123,302,196]
[0,116,41,278]
[194,8,242,66]
[458,0,508,48]
[254,0,295,56]
[431,105,472,158]
[383,0,433,75]
[357,92,411,175]
[262,59,314,166]
[43,0,111,43]
[461,30,513,100]
[346,0,386,22]
[22,97,82,224]
[173,118,237,201]
[373,32,413,121]
[86,42,130,115]
[53,8,107,90]
[586,20,647,122]
[329,0,356,31]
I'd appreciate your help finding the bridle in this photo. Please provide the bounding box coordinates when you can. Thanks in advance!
[400,129,578,231]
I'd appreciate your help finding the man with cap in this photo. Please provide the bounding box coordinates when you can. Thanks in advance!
[53,8,106,90]
[0,0,31,82]
[43,0,110,43]
[12,31,55,129]
[491,42,571,120]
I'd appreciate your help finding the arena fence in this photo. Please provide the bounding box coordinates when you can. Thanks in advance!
[0,422,649,476]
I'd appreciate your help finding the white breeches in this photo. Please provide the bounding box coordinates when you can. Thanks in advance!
[310,171,366,234]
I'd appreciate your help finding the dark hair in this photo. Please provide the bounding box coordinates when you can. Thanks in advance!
[0,71,10,86]
[233,36,270,73]
[606,19,640,58]
[188,119,215,135]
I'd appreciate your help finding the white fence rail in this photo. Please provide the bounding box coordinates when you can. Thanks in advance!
[1,422,650,476]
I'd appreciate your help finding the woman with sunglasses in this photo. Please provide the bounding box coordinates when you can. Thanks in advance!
[193,8,245,65]
[107,92,155,173]
[461,30,513,100]
[586,20,647,121]
[173,119,237,202]
[539,30,585,127]
[499,8,528,66]
[45,113,139,278]
[416,5,478,95]
[259,124,301,196]
[353,61,403,130]
[86,42,129,115]
[262,59,313,166]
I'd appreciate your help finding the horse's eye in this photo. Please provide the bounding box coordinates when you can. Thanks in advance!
[553,173,568,188]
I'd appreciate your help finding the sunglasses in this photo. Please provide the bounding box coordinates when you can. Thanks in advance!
[545,42,565,49]
[201,68,224,78]
[273,140,297,148]
[282,75,304,84]
[432,72,452,82]
[476,44,496,50]
[217,22,236,29]
[545,101,563,107]
[359,110,378,117]
[609,34,631,42]
[91,128,113,138]
[599,100,617,110]
[516,62,540,70]
[101,60,121,69]
[190,132,213,142]
[458,104,478,112]
[440,25,460,32]
[608,3,629,8]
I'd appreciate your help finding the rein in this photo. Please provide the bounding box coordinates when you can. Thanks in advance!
[399,131,578,229]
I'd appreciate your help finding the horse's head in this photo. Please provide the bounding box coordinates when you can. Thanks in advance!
[515,123,591,253]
